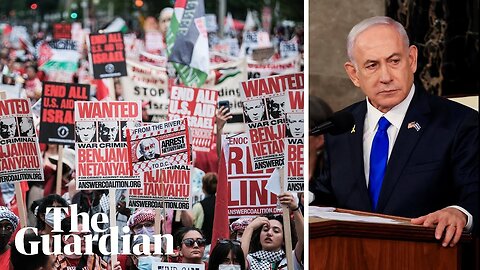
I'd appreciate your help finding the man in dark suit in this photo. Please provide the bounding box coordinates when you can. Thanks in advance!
[313,16,478,247]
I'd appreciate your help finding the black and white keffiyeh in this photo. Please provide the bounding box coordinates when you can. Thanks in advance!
[248,250,286,270]
[0,206,19,231]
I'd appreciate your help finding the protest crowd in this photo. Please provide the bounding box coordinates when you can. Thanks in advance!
[0,1,304,270]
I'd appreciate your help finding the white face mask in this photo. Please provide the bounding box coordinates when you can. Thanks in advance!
[45,210,66,228]
[137,256,162,270]
[134,225,155,236]
[219,265,241,270]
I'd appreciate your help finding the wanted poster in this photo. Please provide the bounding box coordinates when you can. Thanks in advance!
[0,99,44,182]
[39,82,90,146]
[227,133,281,218]
[121,59,169,122]
[168,86,218,152]
[128,164,192,210]
[127,118,191,174]
[240,74,300,170]
[283,73,304,192]
[74,101,142,190]
[88,32,127,79]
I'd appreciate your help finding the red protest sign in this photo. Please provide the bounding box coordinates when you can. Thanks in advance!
[283,73,304,192]
[40,82,90,145]
[168,86,218,152]
[227,133,281,218]
[88,32,127,79]
[127,118,191,174]
[0,99,44,183]
[128,165,192,210]
[74,101,142,190]
[53,23,72,40]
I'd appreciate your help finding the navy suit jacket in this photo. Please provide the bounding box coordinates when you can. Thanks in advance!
[315,88,479,231]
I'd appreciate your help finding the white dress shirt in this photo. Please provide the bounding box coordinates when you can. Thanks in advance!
[362,84,473,230]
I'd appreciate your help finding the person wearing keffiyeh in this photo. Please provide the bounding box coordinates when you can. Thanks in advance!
[240,193,304,270]
[0,206,19,270]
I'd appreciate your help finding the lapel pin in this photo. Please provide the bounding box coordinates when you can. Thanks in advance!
[407,121,421,131]
[351,124,356,134]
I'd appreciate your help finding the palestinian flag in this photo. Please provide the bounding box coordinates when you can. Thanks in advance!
[37,40,80,73]
[167,0,209,87]
[102,17,128,33]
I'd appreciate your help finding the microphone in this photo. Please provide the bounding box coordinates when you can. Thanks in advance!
[309,111,355,136]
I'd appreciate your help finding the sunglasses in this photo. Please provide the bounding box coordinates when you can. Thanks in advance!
[182,238,206,247]
[217,239,241,246]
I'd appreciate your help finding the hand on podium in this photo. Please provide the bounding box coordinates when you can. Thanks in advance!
[411,207,467,247]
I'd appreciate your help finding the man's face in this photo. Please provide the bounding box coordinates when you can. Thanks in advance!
[100,121,118,142]
[244,100,265,122]
[269,97,285,118]
[19,117,33,133]
[0,117,16,138]
[76,121,95,142]
[344,25,417,113]
[140,140,157,160]
[287,114,304,138]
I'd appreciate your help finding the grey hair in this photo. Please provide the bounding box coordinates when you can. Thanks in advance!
[346,16,410,64]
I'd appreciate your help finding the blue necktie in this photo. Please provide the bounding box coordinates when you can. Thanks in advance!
[369,116,391,211]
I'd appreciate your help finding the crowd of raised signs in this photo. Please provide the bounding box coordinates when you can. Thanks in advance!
[0,7,304,270]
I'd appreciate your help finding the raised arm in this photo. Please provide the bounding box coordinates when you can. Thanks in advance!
[216,106,233,158]
[278,192,304,262]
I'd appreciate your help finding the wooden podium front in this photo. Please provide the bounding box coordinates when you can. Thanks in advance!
[309,209,473,270]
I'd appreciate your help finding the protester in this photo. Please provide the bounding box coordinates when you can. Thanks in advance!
[208,239,246,270]
[114,207,156,270]
[43,148,76,197]
[192,172,218,245]
[53,216,110,270]
[32,194,68,236]
[123,236,163,270]
[91,189,131,261]
[175,227,207,265]
[241,193,304,270]
[23,65,42,104]
[141,101,152,122]
[10,233,55,270]
[0,206,19,270]
[127,208,158,236]
[158,7,173,48]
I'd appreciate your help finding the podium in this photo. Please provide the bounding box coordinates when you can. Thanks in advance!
[309,208,474,270]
